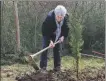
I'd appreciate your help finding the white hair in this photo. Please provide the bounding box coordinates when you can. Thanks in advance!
[54,5,67,17]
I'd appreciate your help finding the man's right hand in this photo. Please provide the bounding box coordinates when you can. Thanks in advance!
[49,40,55,48]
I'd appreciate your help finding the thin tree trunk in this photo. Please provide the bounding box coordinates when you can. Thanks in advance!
[13,1,20,52]
[0,1,1,50]
[76,56,79,80]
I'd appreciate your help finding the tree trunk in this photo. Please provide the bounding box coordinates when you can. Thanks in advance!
[76,56,79,80]
[13,1,20,52]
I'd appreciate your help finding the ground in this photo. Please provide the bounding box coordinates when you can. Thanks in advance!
[16,66,105,81]
[1,56,105,81]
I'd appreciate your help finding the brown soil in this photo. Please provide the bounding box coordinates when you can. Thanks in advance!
[16,67,105,81]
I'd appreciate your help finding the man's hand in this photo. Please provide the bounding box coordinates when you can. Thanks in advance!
[59,36,64,43]
[49,40,55,48]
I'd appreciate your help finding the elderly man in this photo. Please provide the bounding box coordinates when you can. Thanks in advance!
[40,5,69,72]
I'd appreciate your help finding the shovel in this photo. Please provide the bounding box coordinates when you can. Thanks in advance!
[26,40,60,70]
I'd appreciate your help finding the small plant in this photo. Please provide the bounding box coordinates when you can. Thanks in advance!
[68,10,84,80]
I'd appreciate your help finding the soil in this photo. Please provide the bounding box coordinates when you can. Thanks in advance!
[16,66,105,81]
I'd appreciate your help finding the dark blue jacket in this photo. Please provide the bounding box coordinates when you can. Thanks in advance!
[42,10,69,41]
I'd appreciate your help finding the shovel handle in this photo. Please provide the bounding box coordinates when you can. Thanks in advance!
[30,40,60,58]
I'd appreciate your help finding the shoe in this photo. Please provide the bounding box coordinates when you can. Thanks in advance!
[53,66,61,72]
[40,67,47,74]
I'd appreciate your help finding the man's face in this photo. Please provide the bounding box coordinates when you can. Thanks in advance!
[56,15,64,23]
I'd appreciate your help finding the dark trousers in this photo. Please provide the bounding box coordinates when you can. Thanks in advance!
[40,36,61,69]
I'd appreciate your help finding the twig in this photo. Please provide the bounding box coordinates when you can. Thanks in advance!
[92,50,105,56]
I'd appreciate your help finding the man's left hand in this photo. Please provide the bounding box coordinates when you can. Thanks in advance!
[59,36,64,43]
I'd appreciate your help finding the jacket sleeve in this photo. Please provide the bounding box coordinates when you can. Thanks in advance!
[61,14,69,38]
[42,15,52,41]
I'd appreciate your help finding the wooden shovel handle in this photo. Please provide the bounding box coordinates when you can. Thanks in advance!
[30,40,60,58]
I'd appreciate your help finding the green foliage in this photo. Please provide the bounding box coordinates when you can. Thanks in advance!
[68,3,84,78]
[69,20,84,58]
[82,2,105,52]
[1,1,16,54]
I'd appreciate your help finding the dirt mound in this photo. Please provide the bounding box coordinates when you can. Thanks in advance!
[16,67,105,81]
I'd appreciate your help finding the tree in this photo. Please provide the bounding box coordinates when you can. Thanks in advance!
[13,1,20,52]
[68,1,84,80]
